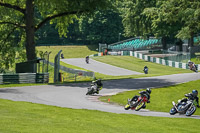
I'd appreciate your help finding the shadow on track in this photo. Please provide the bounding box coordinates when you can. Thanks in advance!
[51,78,176,90]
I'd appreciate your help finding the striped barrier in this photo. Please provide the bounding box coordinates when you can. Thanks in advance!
[93,51,200,70]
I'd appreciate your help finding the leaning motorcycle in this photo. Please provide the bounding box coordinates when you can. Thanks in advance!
[143,68,148,74]
[189,64,198,73]
[169,99,197,116]
[124,95,148,111]
[86,83,102,95]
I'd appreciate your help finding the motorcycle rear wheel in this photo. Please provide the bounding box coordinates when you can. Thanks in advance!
[186,105,196,116]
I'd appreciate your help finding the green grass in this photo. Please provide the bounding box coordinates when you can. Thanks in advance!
[0,98,200,133]
[36,45,98,83]
[99,79,200,115]
[93,56,192,76]
[1,46,200,132]
[36,45,98,63]
[36,46,193,81]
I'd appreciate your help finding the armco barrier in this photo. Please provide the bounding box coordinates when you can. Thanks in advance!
[92,51,200,70]
[0,73,49,84]
[49,62,95,79]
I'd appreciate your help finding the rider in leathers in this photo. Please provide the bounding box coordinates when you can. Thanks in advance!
[130,88,151,108]
[177,90,200,108]
[188,61,196,70]
[92,79,103,94]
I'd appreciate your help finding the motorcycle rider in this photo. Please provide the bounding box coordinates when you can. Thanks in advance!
[130,88,151,108]
[177,90,200,108]
[143,66,148,74]
[86,55,89,64]
[92,79,103,94]
[188,60,196,70]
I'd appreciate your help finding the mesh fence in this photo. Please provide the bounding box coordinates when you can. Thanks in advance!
[49,62,95,82]
[99,43,107,52]
[161,50,190,63]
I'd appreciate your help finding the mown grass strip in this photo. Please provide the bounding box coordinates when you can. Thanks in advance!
[99,79,200,115]
[0,99,199,133]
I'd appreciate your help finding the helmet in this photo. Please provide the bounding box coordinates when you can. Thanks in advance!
[192,90,198,97]
[98,79,101,82]
[146,88,151,94]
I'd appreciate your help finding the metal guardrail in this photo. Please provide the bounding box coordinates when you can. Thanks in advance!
[0,73,49,84]
[49,62,95,79]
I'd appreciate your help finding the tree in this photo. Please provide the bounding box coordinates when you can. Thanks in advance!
[118,0,200,49]
[78,10,125,44]
[0,0,112,65]
[143,0,184,49]
[117,0,156,38]
[144,0,200,47]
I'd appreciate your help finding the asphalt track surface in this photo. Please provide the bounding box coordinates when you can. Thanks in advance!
[61,58,142,76]
[1,60,200,119]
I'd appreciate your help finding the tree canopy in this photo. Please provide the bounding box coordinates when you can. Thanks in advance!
[118,0,200,46]
[36,10,125,45]
[1,0,200,71]
[0,0,112,70]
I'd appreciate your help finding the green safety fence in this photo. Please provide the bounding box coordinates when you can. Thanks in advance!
[92,51,200,70]
[0,73,49,84]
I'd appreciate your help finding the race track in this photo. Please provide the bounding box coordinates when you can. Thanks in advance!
[0,73,200,119]
[61,58,142,76]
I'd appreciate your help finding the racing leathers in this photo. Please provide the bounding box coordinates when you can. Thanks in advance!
[178,93,200,108]
[92,79,103,94]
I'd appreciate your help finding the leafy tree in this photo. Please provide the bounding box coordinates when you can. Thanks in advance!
[143,0,200,47]
[165,0,200,47]
[119,0,200,49]
[78,10,125,45]
[143,0,184,49]
[117,0,156,38]
[36,9,125,45]
[0,0,112,69]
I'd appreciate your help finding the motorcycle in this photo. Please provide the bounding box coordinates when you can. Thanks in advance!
[86,59,89,64]
[188,63,198,73]
[143,66,148,74]
[143,68,148,74]
[86,83,102,95]
[191,65,198,73]
[86,56,89,64]
[169,99,197,116]
[124,94,148,111]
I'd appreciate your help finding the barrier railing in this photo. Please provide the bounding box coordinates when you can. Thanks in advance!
[0,73,49,84]
[92,51,200,70]
[49,62,95,81]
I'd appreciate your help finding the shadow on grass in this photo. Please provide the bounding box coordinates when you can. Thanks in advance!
[86,44,98,51]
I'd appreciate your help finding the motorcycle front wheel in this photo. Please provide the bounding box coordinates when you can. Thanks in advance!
[186,105,196,116]
[86,88,94,95]
[124,104,131,110]
[135,102,145,111]
[169,107,177,115]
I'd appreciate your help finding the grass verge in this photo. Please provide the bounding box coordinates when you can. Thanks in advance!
[93,56,192,74]
[0,98,199,133]
[99,79,200,115]
[36,45,98,63]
